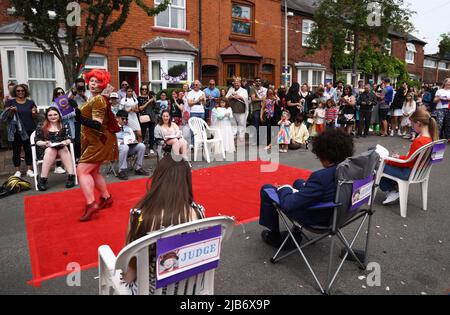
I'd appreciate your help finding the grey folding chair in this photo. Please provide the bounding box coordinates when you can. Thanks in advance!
[266,150,379,295]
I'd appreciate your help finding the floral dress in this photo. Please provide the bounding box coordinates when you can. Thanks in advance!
[123,202,205,295]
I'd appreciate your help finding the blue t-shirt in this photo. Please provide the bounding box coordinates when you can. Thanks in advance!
[203,87,220,109]
[6,99,37,132]
[384,86,394,104]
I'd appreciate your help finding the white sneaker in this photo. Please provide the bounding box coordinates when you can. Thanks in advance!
[390,130,394,137]
[383,191,399,205]
[54,166,66,174]
[14,171,21,178]
[26,170,35,178]
[397,130,402,136]
[149,149,155,155]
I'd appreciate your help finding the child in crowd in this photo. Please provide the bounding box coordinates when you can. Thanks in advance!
[314,101,326,134]
[325,99,339,130]
[289,113,309,150]
[401,93,417,140]
[277,111,291,153]
[156,91,170,116]
[211,98,235,154]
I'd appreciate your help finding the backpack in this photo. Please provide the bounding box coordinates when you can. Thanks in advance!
[0,176,32,199]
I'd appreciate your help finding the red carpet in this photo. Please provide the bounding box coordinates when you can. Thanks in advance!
[24,161,311,286]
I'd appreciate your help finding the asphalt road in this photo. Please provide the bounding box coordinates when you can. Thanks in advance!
[0,135,449,295]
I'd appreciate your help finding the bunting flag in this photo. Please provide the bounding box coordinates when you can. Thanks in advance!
[161,69,187,82]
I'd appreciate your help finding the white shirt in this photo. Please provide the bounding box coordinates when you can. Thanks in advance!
[187,90,205,114]
[435,89,450,110]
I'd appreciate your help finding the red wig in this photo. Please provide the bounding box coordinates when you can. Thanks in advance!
[84,69,111,91]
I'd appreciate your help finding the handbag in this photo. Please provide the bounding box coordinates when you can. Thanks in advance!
[139,114,151,124]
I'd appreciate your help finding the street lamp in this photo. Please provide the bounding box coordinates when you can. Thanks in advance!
[284,0,294,87]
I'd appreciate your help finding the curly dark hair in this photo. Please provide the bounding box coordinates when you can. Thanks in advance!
[311,129,354,165]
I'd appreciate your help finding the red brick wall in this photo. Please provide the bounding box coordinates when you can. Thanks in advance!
[202,0,282,87]
[94,0,200,90]
[281,13,332,84]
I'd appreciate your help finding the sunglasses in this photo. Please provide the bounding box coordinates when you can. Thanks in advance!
[56,91,64,95]
[122,84,128,87]
[141,88,148,91]
[16,89,25,93]
[120,117,128,121]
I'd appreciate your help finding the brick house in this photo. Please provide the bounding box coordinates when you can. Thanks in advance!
[0,0,281,107]
[423,53,450,85]
[282,0,427,88]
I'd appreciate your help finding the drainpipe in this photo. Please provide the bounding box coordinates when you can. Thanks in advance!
[198,0,202,83]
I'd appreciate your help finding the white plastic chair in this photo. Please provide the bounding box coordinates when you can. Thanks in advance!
[188,117,225,163]
[30,131,78,191]
[98,216,234,295]
[374,139,447,218]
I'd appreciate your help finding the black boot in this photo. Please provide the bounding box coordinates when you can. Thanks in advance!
[37,176,48,191]
[66,174,76,188]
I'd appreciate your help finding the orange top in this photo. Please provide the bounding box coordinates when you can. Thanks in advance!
[387,136,432,168]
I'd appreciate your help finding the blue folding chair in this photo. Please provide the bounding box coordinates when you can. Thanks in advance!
[265,150,379,295]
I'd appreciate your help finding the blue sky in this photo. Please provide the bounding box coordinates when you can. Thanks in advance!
[407,0,450,54]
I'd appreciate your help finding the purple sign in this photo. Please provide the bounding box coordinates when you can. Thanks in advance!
[350,176,374,212]
[431,143,446,164]
[155,225,222,289]
[54,95,74,117]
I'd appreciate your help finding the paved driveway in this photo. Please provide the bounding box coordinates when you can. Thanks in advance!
[0,136,448,295]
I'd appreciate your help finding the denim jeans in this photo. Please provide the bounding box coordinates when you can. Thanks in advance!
[379,164,412,192]
[190,112,205,145]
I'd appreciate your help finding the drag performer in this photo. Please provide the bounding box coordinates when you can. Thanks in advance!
[76,70,120,222]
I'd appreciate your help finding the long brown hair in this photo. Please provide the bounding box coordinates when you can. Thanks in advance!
[126,156,195,244]
[410,109,439,141]
[42,107,62,139]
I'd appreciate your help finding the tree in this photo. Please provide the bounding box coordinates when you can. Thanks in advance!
[439,33,450,58]
[11,0,170,86]
[306,0,414,86]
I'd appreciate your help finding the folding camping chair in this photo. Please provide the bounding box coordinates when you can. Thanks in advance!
[98,216,235,295]
[265,150,379,295]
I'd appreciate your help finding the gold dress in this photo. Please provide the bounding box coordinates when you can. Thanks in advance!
[78,95,118,164]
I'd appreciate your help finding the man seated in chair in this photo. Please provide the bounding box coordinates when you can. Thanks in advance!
[259,129,354,248]
[116,110,149,180]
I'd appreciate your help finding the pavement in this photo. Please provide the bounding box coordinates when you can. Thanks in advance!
[0,135,449,295]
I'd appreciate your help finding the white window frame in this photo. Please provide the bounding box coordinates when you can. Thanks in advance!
[118,56,141,89]
[302,19,315,47]
[297,68,325,88]
[406,43,416,64]
[5,49,17,85]
[438,62,448,70]
[148,53,194,91]
[281,65,292,87]
[344,31,354,55]
[384,39,392,56]
[154,0,186,30]
[424,59,437,68]
[85,53,108,70]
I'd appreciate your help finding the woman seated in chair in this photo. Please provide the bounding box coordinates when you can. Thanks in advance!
[35,107,76,191]
[380,109,438,205]
[122,156,205,294]
[154,110,188,159]
[259,129,354,248]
